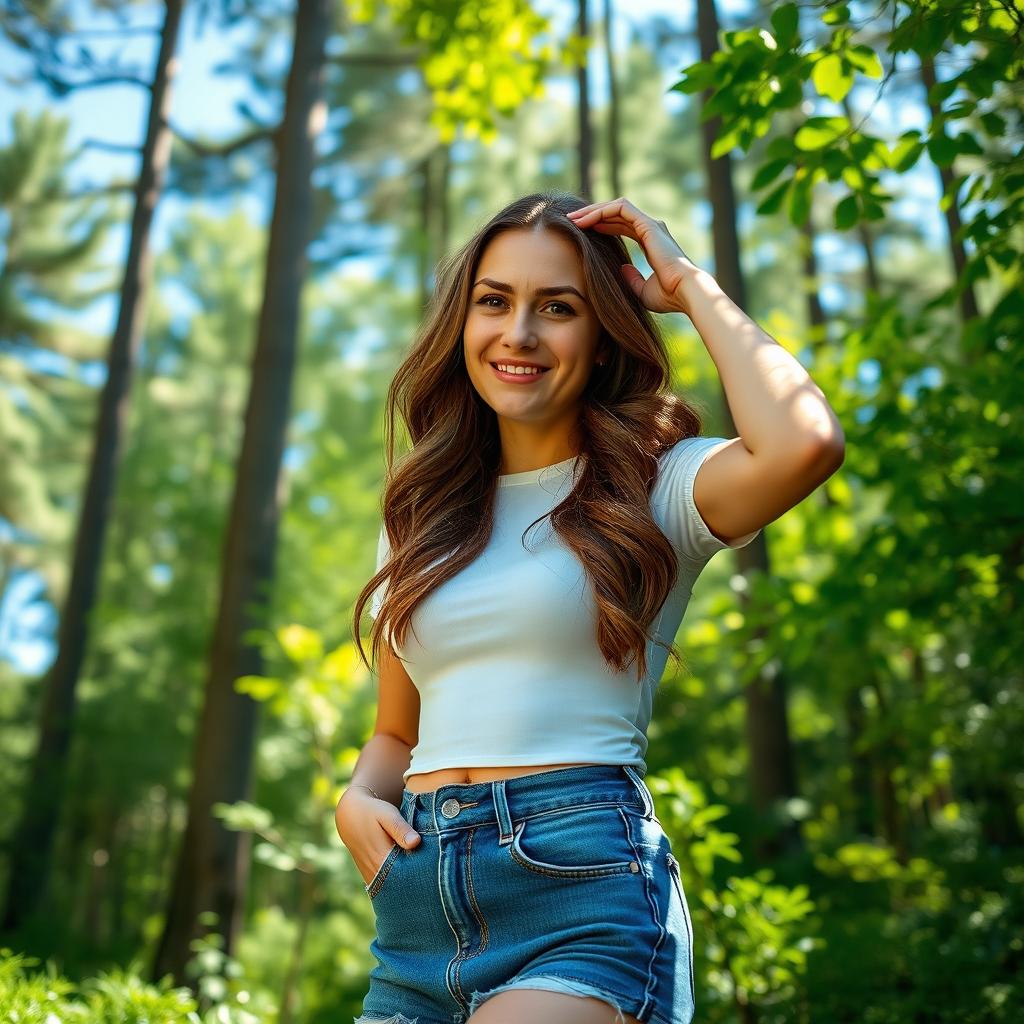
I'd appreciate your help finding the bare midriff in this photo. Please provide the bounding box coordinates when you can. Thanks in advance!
[404,761,603,795]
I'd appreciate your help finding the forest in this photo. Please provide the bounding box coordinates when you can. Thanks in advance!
[0,0,1021,1022]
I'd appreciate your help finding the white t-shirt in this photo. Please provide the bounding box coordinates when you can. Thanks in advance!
[369,435,760,783]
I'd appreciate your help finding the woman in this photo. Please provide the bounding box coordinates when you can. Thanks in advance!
[337,192,844,1024]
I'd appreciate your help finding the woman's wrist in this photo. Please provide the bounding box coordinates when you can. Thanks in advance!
[345,783,383,801]
[671,264,722,316]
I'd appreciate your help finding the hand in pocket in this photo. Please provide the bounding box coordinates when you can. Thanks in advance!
[335,787,420,887]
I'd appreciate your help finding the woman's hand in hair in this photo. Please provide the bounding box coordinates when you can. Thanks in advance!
[566,197,703,315]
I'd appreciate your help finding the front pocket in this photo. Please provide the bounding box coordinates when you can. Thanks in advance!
[364,842,401,900]
[509,804,640,878]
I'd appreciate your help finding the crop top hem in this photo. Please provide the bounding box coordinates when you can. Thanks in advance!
[403,753,648,782]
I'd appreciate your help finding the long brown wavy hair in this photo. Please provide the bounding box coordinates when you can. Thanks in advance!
[352,190,708,683]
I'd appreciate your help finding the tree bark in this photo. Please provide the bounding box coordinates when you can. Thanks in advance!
[150,0,330,986]
[1,0,184,933]
[601,0,621,198]
[694,0,801,861]
[918,54,979,327]
[576,0,593,200]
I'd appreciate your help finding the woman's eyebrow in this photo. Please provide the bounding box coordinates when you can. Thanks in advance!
[473,277,587,303]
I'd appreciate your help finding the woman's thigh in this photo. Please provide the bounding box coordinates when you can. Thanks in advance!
[468,988,644,1024]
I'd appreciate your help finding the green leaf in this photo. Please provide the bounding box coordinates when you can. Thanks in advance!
[765,135,796,159]
[776,75,804,108]
[835,194,859,230]
[213,800,274,832]
[944,100,977,121]
[812,53,853,103]
[891,132,924,172]
[953,133,984,156]
[278,623,324,663]
[788,175,813,225]
[670,61,715,95]
[794,116,847,150]
[235,675,282,701]
[841,164,865,189]
[755,178,791,215]
[927,78,958,105]
[751,158,790,191]
[820,149,845,182]
[769,3,799,47]
[927,132,958,167]
[710,128,741,159]
[847,45,882,78]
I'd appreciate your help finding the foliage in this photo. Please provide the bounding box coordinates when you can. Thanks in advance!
[0,938,280,1022]
[224,622,374,875]
[671,0,1022,269]
[347,0,556,141]
[0,947,203,1023]
[650,768,821,1019]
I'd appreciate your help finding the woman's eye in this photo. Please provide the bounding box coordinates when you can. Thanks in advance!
[476,296,574,316]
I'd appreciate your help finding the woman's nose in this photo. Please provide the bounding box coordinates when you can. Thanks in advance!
[507,309,539,345]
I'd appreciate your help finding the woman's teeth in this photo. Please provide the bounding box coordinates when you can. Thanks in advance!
[494,364,545,375]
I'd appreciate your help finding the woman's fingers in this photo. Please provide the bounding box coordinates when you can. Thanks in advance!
[568,199,675,252]
[568,197,651,229]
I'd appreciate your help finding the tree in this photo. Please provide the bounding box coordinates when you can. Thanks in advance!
[150,0,331,984]
[1,0,185,933]
[693,0,801,861]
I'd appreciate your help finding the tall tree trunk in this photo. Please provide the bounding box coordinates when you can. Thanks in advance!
[798,219,826,348]
[868,677,908,864]
[694,0,800,861]
[601,0,621,198]
[844,687,876,837]
[435,142,451,267]
[150,0,330,986]
[576,0,593,200]
[418,143,451,305]
[0,0,184,933]
[918,54,979,327]
[83,805,118,945]
[417,151,432,314]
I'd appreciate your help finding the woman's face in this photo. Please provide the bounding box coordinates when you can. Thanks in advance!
[463,226,603,434]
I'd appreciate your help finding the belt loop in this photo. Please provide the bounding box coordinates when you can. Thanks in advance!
[622,764,655,818]
[492,779,513,846]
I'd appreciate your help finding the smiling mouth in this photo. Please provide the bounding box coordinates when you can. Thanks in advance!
[489,362,551,383]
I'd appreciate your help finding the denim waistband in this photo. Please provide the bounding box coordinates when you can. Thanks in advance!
[398,763,654,835]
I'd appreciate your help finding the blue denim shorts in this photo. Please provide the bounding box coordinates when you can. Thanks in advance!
[355,763,695,1024]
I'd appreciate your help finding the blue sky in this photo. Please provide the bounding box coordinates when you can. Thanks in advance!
[0,0,942,673]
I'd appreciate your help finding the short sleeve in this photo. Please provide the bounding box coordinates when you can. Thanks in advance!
[650,435,761,565]
[368,525,391,620]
